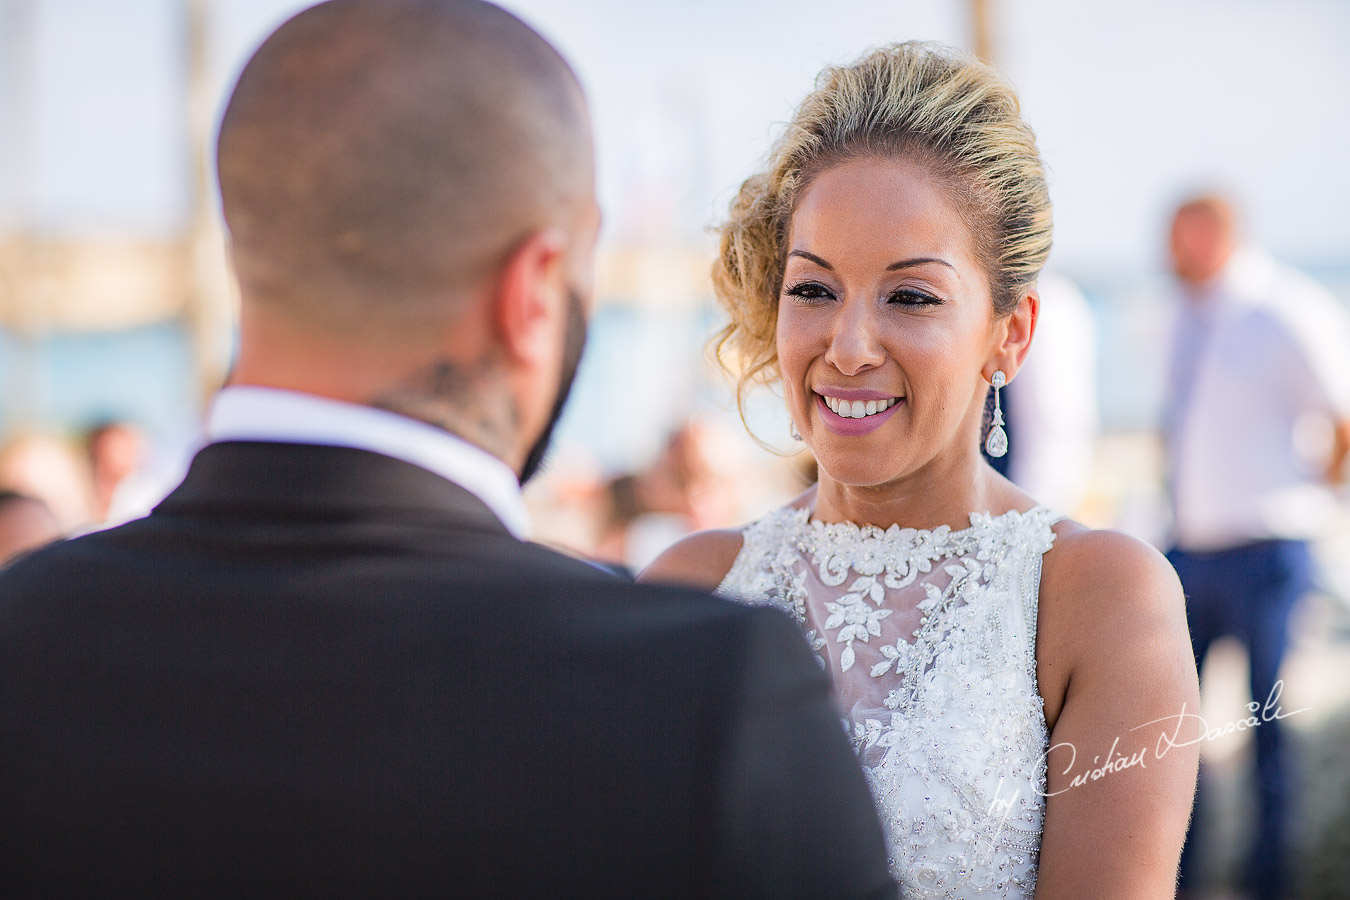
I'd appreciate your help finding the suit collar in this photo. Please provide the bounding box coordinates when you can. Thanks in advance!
[156,441,514,538]
[206,387,529,537]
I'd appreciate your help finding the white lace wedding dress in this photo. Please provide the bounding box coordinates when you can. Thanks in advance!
[716,505,1062,898]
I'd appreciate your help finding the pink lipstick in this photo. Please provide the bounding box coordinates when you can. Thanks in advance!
[815,392,904,436]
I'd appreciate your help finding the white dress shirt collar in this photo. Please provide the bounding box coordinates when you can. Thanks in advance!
[206,386,529,538]
[1187,246,1276,310]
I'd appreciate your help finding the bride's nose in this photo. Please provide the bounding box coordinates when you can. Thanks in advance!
[824,302,885,376]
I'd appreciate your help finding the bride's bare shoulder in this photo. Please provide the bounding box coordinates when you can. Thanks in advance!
[1042,520,1180,602]
[1037,519,1191,721]
[637,528,746,593]
[641,488,814,592]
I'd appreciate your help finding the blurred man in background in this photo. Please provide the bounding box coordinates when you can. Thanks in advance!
[1163,193,1350,899]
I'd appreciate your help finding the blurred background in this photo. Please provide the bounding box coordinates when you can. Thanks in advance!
[2,1,1349,895]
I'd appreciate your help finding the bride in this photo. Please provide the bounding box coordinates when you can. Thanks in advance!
[642,42,1199,898]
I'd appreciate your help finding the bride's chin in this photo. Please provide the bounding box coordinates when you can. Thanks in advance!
[813,457,910,493]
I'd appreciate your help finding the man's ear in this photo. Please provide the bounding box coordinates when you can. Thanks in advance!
[987,288,1039,383]
[492,227,567,366]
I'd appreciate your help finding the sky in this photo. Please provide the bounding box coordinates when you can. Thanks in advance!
[2,0,1349,279]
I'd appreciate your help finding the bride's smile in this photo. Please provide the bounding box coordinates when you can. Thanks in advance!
[818,392,901,420]
[815,390,903,437]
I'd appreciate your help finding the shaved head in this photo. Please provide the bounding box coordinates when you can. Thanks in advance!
[218,0,593,331]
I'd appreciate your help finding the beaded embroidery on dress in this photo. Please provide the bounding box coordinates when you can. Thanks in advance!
[717,505,1061,898]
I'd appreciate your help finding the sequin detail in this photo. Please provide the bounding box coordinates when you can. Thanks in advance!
[717,506,1060,898]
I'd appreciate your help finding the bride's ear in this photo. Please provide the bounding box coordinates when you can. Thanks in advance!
[986,287,1038,383]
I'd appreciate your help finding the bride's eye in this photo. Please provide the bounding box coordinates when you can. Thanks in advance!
[887,288,943,307]
[783,281,836,304]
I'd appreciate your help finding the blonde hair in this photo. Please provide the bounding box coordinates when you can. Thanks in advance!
[713,41,1052,422]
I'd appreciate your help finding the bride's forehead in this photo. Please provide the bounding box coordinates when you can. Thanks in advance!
[788,159,978,265]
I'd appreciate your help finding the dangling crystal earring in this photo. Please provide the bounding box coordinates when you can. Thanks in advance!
[789,421,802,441]
[985,370,1008,458]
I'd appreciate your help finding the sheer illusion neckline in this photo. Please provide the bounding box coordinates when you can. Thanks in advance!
[771,504,1056,658]
[790,504,1050,543]
[725,505,1058,601]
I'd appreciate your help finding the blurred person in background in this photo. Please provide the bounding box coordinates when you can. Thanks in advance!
[644,41,1199,897]
[983,270,1099,516]
[80,419,187,528]
[0,432,95,530]
[82,420,148,524]
[1163,193,1350,899]
[595,420,741,572]
[0,1,895,896]
[84,421,145,520]
[0,490,61,565]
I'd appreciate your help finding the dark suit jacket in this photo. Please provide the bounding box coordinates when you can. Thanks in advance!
[0,441,895,898]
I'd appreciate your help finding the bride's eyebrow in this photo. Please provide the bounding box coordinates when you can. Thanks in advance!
[788,249,834,269]
[787,249,956,272]
[887,257,955,271]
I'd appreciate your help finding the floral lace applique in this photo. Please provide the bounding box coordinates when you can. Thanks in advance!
[717,505,1060,899]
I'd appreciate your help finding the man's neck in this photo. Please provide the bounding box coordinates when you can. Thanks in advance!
[207,386,531,537]
[367,364,521,473]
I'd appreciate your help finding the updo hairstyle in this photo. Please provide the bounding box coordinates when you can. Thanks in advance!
[712,41,1052,420]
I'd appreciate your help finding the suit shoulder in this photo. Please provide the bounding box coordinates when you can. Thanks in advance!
[617,579,827,695]
[552,565,804,655]
[0,528,105,584]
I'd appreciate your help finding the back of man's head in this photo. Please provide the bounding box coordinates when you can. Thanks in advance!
[217,0,593,335]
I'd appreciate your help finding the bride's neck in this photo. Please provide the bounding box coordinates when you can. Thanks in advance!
[811,457,1005,531]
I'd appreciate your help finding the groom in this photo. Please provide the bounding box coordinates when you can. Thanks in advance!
[0,1,895,897]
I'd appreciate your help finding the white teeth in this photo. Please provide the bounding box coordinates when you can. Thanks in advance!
[821,395,899,419]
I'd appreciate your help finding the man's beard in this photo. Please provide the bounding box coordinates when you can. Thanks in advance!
[519,289,587,484]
